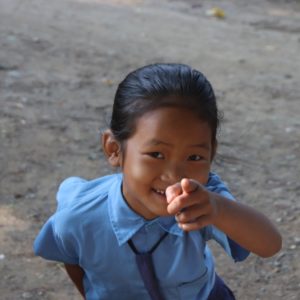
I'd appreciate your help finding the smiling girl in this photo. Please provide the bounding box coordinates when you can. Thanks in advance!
[34,63,282,300]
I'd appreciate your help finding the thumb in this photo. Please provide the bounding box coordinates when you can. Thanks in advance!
[181,178,199,194]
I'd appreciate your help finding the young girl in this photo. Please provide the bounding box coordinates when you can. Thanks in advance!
[34,63,282,300]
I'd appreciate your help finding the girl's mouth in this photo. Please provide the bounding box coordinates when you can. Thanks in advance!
[153,188,166,196]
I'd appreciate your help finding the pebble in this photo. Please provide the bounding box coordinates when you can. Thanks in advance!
[273,260,281,267]
[33,37,40,43]
[0,64,17,71]
[25,193,36,199]
[285,154,296,161]
[22,292,33,299]
[293,237,300,245]
[8,70,21,78]
[7,35,17,42]
[12,102,24,109]
[285,127,295,133]
[276,252,286,261]
[88,153,98,161]
[286,215,296,222]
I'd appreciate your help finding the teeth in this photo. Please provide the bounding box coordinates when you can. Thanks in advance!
[155,189,165,195]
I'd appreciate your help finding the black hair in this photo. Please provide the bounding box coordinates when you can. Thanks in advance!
[110,63,220,146]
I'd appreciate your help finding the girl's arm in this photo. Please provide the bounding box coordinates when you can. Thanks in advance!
[166,179,282,258]
[209,192,282,258]
[64,264,85,299]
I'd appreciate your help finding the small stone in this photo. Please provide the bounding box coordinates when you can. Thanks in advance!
[26,193,36,199]
[101,78,114,86]
[22,292,32,299]
[285,127,294,133]
[0,254,5,260]
[276,252,286,261]
[274,267,281,273]
[7,35,17,42]
[14,193,24,199]
[273,260,281,267]
[14,102,24,109]
[285,154,296,161]
[8,70,21,78]
[289,244,296,250]
[0,64,17,71]
[287,215,296,222]
[293,237,300,244]
[88,153,98,161]
[33,37,40,42]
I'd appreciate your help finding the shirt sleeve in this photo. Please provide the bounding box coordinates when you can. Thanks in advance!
[33,216,79,264]
[33,177,84,265]
[56,177,87,211]
[204,172,250,262]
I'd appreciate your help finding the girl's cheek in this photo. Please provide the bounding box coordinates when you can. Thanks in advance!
[131,159,157,180]
[188,168,210,186]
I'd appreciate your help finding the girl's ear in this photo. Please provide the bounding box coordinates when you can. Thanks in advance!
[102,130,122,167]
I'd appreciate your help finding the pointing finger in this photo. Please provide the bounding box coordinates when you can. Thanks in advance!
[181,178,199,194]
[166,182,182,203]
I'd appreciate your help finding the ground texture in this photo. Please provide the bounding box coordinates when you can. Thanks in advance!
[0,0,300,299]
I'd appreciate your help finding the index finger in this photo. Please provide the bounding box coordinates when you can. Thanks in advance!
[166,182,182,204]
[181,178,200,194]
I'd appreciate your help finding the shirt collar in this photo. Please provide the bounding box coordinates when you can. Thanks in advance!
[108,174,183,246]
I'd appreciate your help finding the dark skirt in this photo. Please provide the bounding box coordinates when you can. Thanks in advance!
[207,274,236,300]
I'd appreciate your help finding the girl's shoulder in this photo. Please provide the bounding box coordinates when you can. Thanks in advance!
[206,172,234,200]
[56,173,122,211]
[206,172,225,187]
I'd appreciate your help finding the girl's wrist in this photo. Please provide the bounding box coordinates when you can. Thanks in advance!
[209,192,226,227]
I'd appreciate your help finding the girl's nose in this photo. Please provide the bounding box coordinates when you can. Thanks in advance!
[160,163,184,184]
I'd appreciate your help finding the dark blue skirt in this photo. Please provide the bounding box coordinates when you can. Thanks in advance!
[207,274,236,300]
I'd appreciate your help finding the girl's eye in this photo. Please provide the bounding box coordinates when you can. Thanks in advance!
[188,154,204,161]
[148,152,164,159]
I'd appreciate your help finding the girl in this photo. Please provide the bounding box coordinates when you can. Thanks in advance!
[34,63,282,300]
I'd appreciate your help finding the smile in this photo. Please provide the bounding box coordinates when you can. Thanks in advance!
[153,188,166,196]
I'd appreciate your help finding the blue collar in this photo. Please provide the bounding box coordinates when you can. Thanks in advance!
[108,174,183,246]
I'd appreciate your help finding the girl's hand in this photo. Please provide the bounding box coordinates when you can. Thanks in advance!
[166,178,282,257]
[166,178,218,231]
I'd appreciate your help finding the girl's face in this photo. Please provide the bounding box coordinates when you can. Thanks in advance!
[120,106,215,220]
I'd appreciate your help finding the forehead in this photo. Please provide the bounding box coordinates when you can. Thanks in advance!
[131,107,213,145]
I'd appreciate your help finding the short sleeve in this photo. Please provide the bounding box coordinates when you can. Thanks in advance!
[33,216,79,264]
[204,172,250,262]
[33,177,85,264]
[56,177,87,211]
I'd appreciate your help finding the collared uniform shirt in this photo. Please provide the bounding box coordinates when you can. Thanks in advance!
[34,173,249,300]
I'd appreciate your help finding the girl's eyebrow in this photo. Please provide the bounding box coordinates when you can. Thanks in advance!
[144,139,172,146]
[145,139,210,149]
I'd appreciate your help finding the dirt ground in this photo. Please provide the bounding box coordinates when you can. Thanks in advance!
[0,0,300,299]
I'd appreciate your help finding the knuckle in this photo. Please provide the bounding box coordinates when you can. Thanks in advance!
[177,212,189,222]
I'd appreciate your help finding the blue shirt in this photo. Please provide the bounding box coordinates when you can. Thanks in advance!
[34,172,249,300]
